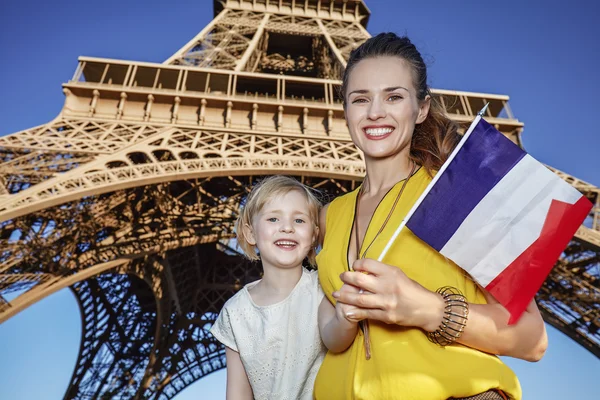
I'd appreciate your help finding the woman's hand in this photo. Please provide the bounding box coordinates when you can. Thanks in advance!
[335,282,364,323]
[333,258,548,361]
[333,258,444,332]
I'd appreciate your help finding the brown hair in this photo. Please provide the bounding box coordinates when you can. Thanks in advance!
[235,175,321,266]
[342,32,460,174]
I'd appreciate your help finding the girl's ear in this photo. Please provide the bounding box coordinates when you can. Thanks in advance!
[416,95,431,124]
[242,223,256,246]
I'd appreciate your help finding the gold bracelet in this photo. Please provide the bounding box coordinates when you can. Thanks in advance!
[427,286,469,347]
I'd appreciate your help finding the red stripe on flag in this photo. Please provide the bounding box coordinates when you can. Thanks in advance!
[484,195,592,324]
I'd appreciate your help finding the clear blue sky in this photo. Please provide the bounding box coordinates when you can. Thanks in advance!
[0,0,598,399]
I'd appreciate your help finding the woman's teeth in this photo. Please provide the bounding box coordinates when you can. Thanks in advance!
[365,127,393,136]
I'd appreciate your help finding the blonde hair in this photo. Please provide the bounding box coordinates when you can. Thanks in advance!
[235,175,322,266]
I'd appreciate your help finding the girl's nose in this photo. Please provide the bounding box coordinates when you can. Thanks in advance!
[279,221,294,233]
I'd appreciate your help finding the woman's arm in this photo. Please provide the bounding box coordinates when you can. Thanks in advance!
[458,290,547,361]
[334,258,548,362]
[316,202,359,352]
[225,347,253,400]
[318,293,359,353]
[317,203,329,247]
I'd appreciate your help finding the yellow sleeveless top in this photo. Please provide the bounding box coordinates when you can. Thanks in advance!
[314,167,521,400]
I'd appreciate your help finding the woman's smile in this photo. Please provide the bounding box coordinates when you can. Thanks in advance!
[363,125,395,140]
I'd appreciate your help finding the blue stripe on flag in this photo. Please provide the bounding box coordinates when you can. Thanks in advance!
[407,119,526,251]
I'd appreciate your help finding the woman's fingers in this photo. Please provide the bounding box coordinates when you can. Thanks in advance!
[338,282,361,294]
[333,288,381,309]
[339,270,379,293]
[352,258,398,276]
[344,308,390,324]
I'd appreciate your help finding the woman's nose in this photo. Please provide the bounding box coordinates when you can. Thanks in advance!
[367,99,386,120]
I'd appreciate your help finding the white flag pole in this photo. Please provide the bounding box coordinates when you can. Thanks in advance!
[377,103,490,262]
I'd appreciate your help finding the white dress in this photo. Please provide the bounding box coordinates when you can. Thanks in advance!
[210,268,326,400]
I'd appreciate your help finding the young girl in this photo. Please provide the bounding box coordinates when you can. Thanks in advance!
[210,175,326,400]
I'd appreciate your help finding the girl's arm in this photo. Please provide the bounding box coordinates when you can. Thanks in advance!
[318,295,358,353]
[225,347,253,400]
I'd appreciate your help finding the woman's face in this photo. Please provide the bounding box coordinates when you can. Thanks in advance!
[344,56,430,161]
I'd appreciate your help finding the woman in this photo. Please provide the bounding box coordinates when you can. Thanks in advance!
[315,33,547,400]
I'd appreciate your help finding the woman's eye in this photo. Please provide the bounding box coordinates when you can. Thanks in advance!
[351,98,367,104]
[295,218,305,224]
[388,95,403,101]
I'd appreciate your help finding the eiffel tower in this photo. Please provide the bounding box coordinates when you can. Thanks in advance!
[0,0,598,398]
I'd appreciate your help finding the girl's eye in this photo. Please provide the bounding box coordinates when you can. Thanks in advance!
[267,217,278,222]
[295,218,305,224]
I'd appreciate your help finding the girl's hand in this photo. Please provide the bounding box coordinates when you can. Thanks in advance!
[333,258,444,331]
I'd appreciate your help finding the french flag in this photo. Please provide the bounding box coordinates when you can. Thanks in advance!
[380,108,593,323]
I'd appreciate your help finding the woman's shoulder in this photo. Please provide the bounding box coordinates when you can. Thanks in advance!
[326,188,359,213]
[319,188,358,243]
[413,165,434,182]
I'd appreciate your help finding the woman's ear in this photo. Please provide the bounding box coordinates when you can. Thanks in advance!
[242,223,256,246]
[416,95,431,124]
[312,226,320,247]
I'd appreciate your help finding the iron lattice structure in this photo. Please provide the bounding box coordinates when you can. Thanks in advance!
[0,1,598,398]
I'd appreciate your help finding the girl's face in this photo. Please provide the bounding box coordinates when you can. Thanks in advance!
[244,190,316,270]
[344,56,430,161]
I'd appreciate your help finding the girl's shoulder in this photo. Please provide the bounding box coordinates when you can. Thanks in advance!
[303,268,320,287]
[303,268,325,301]
[221,280,257,313]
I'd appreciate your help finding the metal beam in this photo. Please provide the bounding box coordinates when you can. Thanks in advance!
[316,19,347,67]
[0,259,130,324]
[164,8,229,65]
[235,13,270,71]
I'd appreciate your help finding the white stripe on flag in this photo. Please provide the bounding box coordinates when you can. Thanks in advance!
[439,155,582,286]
